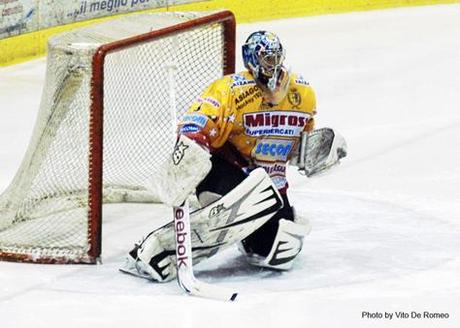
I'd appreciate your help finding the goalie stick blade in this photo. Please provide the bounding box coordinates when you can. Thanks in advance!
[178,271,238,301]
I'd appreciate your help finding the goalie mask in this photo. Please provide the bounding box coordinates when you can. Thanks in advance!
[242,31,289,103]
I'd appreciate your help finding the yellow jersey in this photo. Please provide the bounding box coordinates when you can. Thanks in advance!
[179,70,317,192]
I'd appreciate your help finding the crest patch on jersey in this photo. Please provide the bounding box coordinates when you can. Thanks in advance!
[288,89,302,108]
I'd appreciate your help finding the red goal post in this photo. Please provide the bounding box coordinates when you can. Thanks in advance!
[0,10,236,264]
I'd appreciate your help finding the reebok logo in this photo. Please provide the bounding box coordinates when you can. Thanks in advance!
[174,208,189,268]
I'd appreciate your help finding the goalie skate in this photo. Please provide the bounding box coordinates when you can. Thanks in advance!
[121,168,283,281]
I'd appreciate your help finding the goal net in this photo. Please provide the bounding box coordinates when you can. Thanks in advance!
[0,11,235,264]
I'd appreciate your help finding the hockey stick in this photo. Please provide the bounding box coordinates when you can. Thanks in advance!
[173,200,238,301]
[166,47,236,301]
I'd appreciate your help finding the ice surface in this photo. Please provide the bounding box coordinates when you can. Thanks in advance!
[1,4,460,327]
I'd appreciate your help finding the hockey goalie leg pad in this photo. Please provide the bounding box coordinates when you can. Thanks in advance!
[120,230,176,282]
[246,217,311,271]
[145,135,212,207]
[121,168,283,282]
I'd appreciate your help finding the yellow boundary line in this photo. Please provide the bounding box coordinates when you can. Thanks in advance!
[1,0,459,67]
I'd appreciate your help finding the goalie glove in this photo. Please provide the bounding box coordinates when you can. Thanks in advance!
[291,128,347,177]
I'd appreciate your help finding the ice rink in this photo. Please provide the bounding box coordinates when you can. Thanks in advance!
[1,4,460,327]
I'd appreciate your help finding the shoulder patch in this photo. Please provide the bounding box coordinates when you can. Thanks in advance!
[197,96,221,108]
[181,113,209,128]
[231,74,256,88]
[295,77,310,86]
[180,124,201,134]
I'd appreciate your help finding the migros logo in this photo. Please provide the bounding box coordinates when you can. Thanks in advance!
[243,111,311,137]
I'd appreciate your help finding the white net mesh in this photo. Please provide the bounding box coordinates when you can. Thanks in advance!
[0,11,232,263]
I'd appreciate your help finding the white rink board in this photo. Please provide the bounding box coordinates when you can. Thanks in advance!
[1,4,460,328]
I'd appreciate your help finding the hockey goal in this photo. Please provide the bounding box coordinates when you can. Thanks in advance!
[0,11,235,264]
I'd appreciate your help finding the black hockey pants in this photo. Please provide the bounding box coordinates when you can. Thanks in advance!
[196,155,294,257]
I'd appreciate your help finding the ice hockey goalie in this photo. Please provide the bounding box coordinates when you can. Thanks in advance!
[121,31,347,282]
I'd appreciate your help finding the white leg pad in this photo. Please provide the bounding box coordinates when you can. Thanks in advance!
[197,191,222,207]
[120,232,176,282]
[247,216,311,270]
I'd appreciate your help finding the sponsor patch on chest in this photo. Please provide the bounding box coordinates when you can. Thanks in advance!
[252,139,294,162]
[243,111,311,137]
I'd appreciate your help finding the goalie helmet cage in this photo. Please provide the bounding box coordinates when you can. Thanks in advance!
[0,11,236,264]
